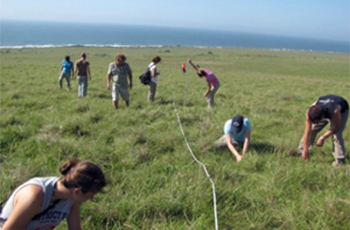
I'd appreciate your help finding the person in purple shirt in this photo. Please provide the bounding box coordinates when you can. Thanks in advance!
[188,59,220,107]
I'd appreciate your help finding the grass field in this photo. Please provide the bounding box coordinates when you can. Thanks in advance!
[0,47,349,230]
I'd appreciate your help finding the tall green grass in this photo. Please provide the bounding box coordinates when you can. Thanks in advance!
[0,47,349,229]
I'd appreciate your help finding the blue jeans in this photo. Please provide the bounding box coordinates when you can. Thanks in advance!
[77,76,88,97]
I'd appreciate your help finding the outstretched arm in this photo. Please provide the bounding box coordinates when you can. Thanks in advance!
[302,110,312,160]
[242,130,251,155]
[67,202,82,230]
[316,108,342,147]
[187,59,199,71]
[204,80,211,97]
[226,134,243,162]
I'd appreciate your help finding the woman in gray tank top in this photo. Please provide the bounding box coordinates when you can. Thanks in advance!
[0,159,107,230]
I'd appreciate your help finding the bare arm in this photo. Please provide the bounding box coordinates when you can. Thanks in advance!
[316,108,342,146]
[106,74,111,89]
[327,108,342,136]
[204,80,211,96]
[2,185,43,230]
[226,134,242,162]
[74,62,78,76]
[302,110,312,160]
[58,66,63,76]
[242,130,251,155]
[151,67,157,77]
[66,202,82,230]
[87,65,91,80]
[187,59,199,71]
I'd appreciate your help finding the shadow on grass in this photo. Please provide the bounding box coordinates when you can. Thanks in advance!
[250,142,276,154]
[212,142,277,155]
[93,93,110,99]
[157,97,194,107]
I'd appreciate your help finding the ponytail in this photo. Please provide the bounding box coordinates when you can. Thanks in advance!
[59,159,79,175]
[60,159,107,193]
[152,56,161,63]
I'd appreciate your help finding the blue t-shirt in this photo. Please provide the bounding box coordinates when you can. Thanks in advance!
[224,118,251,142]
[62,60,74,73]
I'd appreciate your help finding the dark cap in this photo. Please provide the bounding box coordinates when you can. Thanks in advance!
[231,115,244,133]
[81,52,87,58]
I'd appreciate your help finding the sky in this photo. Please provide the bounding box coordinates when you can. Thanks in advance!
[0,0,349,42]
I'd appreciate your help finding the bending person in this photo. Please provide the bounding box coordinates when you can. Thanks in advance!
[215,115,251,162]
[188,59,220,108]
[297,94,349,166]
[0,159,107,230]
[107,53,133,109]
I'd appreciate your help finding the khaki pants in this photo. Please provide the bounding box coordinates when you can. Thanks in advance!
[112,85,129,101]
[297,109,349,160]
[214,135,244,149]
[206,84,220,107]
[148,81,157,102]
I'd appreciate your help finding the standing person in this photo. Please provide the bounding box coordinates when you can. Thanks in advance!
[74,52,91,98]
[106,53,133,109]
[0,159,107,230]
[58,56,74,90]
[214,115,251,163]
[148,56,161,102]
[296,95,349,166]
[188,59,220,108]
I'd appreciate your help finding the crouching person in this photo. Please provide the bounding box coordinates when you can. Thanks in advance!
[0,159,107,230]
[297,94,349,166]
[215,115,251,162]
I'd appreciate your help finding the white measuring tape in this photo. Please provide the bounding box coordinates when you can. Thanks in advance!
[172,83,219,230]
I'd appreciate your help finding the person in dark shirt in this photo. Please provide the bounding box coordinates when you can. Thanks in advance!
[74,52,91,98]
[297,95,349,166]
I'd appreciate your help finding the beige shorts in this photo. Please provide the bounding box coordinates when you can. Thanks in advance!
[112,85,129,101]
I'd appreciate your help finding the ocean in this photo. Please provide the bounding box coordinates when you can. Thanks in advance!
[0,20,349,53]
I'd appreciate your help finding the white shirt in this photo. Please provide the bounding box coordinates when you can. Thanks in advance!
[148,62,158,84]
[0,177,74,230]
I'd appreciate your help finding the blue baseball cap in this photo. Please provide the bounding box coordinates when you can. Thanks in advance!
[231,115,244,133]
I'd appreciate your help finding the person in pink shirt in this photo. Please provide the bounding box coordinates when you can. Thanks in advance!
[188,59,220,107]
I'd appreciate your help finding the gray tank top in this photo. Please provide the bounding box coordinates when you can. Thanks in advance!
[0,177,74,230]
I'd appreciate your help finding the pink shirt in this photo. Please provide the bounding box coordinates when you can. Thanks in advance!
[204,69,220,86]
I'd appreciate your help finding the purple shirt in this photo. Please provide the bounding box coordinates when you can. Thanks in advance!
[204,69,219,86]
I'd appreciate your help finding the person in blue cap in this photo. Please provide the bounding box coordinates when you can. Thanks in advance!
[214,115,251,162]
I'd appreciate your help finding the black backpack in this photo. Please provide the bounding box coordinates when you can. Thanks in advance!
[139,64,154,85]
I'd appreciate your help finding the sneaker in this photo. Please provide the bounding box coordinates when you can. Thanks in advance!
[332,158,345,167]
